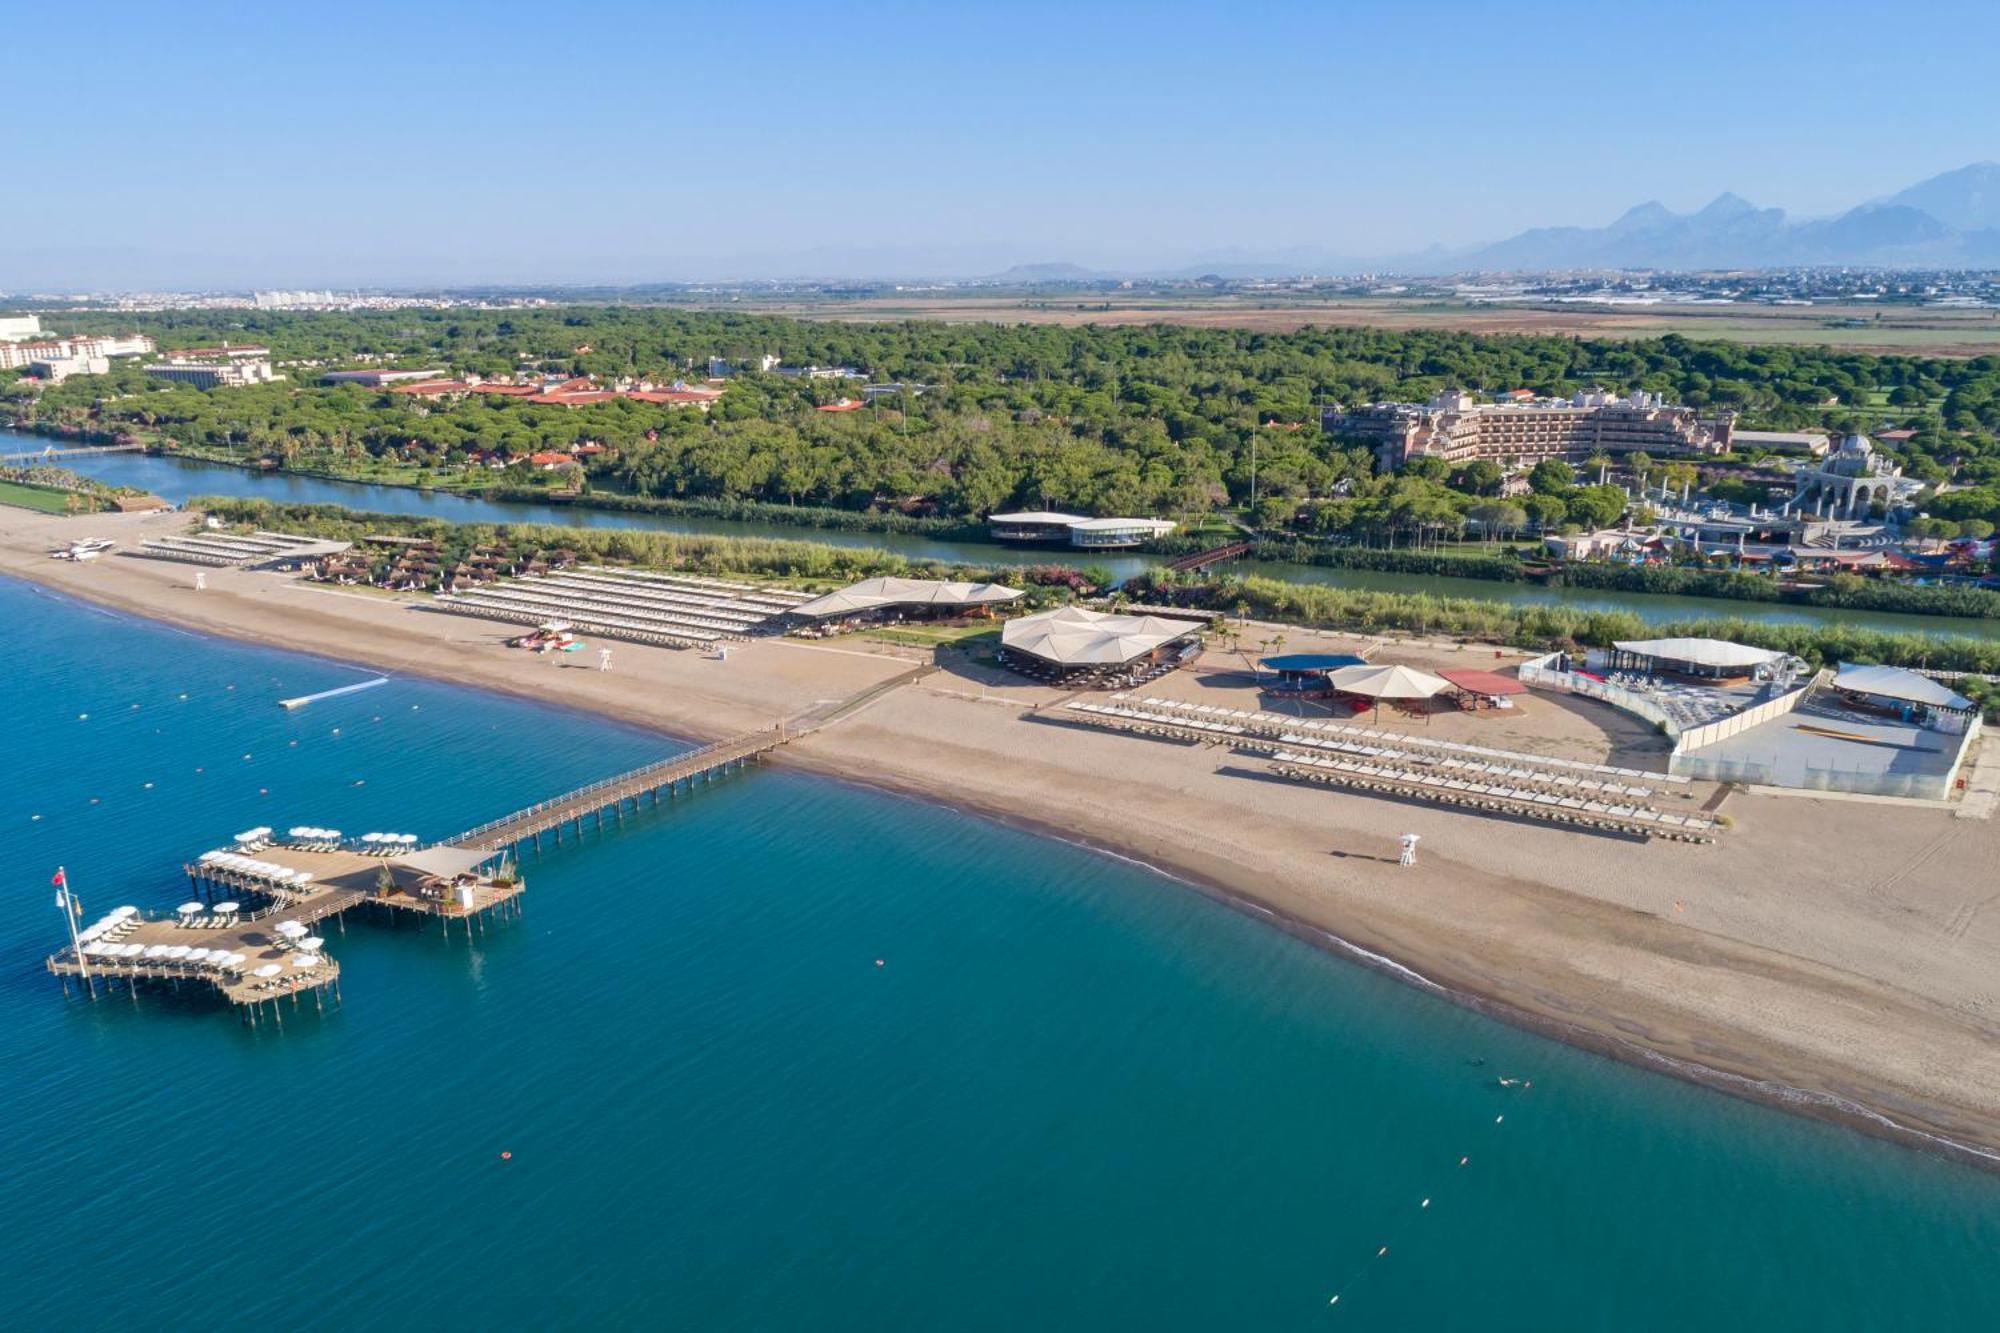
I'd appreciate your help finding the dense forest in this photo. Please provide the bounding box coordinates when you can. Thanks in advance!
[10,307,2000,529]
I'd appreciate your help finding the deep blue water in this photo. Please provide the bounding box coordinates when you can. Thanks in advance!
[2,575,1997,1330]
[24,427,2000,640]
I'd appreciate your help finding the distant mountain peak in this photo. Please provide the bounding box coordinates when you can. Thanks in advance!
[1607,200,1675,232]
[1695,191,1756,219]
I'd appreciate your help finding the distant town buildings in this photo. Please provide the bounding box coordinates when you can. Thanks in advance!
[253,290,340,309]
[1324,388,1735,470]
[144,345,279,389]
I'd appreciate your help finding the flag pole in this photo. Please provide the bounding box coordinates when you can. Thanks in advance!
[56,867,89,987]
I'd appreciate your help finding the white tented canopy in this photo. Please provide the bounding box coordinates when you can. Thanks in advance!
[1834,663,1974,711]
[1612,638,1782,670]
[1326,663,1452,700]
[1001,605,1199,666]
[390,846,490,881]
[788,577,1024,621]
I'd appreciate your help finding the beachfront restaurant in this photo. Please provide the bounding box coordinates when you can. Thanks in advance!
[1831,663,1980,732]
[785,577,1024,633]
[1604,637,1785,682]
[999,605,1205,687]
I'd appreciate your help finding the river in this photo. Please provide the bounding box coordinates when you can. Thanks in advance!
[27,433,2000,641]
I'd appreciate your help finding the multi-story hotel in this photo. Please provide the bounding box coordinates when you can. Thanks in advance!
[0,332,154,370]
[143,346,278,389]
[1325,389,1733,471]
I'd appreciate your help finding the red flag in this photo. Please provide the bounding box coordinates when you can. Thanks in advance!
[51,868,65,887]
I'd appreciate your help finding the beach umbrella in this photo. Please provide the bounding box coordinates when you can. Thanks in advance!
[113,906,137,919]
[198,850,226,864]
[183,948,210,962]
[290,953,321,969]
[292,873,314,886]
[252,964,282,978]
[214,901,240,914]
[299,936,324,952]
[144,944,171,959]
[275,921,306,938]
[166,945,192,959]
[178,902,203,916]
[361,833,380,844]
[81,941,114,957]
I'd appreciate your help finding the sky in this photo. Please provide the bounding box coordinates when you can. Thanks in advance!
[10,0,2000,288]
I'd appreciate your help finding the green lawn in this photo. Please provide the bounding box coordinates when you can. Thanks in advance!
[0,480,91,514]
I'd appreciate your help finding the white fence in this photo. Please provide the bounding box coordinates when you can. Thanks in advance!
[1668,670,1826,757]
[1517,652,1676,734]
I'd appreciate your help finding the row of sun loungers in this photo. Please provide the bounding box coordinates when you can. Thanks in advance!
[580,565,809,614]
[443,583,745,638]
[1268,752,1719,842]
[1107,695,1690,783]
[1270,732,1657,800]
[427,592,721,648]
[136,530,339,567]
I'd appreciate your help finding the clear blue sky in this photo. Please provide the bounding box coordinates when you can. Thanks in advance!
[11,0,1998,287]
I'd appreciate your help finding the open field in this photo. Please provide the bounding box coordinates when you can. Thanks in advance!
[0,480,86,514]
[714,293,2000,356]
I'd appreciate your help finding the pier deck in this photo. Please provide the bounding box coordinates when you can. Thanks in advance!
[49,727,788,1017]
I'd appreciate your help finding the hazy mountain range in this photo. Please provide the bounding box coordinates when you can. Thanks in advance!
[993,163,2000,281]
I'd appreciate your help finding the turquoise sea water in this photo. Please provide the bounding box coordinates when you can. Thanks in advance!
[2,575,1997,1330]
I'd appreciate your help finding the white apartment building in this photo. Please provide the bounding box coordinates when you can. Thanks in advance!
[0,314,44,342]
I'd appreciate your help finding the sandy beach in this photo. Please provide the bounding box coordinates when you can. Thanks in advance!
[8,507,1999,1167]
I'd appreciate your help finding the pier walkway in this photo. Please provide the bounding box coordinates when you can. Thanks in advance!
[449,727,789,853]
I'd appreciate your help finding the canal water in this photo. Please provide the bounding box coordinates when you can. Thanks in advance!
[25,430,2000,640]
[3,576,1997,1329]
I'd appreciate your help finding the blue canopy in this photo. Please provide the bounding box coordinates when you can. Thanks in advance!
[1260,653,1367,673]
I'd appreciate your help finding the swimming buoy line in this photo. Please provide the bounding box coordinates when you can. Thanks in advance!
[1325,1097,1525,1312]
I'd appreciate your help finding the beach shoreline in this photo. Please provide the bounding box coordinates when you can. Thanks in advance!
[7,507,1998,1173]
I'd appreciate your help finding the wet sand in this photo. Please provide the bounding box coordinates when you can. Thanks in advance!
[7,507,1998,1167]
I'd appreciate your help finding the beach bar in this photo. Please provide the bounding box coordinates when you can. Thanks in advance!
[1000,605,1205,688]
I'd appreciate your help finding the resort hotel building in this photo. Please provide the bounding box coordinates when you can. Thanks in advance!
[1324,389,1734,471]
[1783,434,1926,521]
[143,345,279,389]
[987,512,1178,549]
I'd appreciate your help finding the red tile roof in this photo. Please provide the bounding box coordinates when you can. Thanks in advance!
[816,398,866,412]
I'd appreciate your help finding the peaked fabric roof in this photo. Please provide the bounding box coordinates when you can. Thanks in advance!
[1834,663,1974,711]
[1001,605,1199,666]
[1325,663,1452,699]
[789,577,1023,620]
[1612,637,1783,669]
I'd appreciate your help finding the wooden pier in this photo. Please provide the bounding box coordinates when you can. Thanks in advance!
[47,727,790,1020]
[447,727,789,855]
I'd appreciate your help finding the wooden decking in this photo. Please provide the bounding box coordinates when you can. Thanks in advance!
[448,728,789,852]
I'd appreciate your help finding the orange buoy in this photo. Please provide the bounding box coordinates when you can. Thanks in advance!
[500,1151,513,1160]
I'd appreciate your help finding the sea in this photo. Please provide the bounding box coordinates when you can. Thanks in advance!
[2,574,1997,1330]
